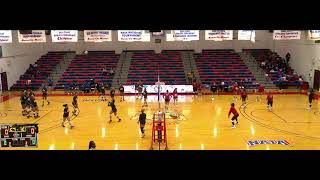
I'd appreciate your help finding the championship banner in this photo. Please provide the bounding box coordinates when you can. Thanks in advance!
[308,30,320,40]
[166,30,199,41]
[0,30,12,43]
[238,30,255,42]
[84,30,112,42]
[205,30,233,41]
[18,30,46,43]
[51,30,78,42]
[118,30,150,42]
[273,30,301,40]
[124,85,193,94]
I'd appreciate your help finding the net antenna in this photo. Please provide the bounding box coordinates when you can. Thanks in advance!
[155,63,165,111]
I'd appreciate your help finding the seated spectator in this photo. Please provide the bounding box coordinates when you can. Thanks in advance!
[109,67,114,76]
[102,67,108,75]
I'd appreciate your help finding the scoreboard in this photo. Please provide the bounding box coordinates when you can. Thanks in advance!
[0,124,38,148]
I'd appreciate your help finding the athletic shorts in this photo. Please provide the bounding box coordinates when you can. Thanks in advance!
[231,114,239,120]
[111,109,117,113]
[309,98,313,103]
[165,100,170,104]
[73,104,78,108]
[267,101,273,107]
[193,88,197,92]
[42,93,47,98]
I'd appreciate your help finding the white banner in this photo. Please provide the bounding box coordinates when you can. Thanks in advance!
[308,30,320,40]
[205,30,233,41]
[238,30,255,42]
[18,30,46,43]
[273,30,301,40]
[0,30,12,43]
[166,30,199,41]
[118,30,150,42]
[51,30,78,42]
[84,30,112,42]
[124,85,193,94]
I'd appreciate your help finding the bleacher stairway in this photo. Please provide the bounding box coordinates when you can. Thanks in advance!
[47,52,76,87]
[181,51,201,84]
[111,51,133,88]
[239,51,277,89]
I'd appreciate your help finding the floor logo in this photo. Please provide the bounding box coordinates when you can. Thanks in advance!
[247,140,291,147]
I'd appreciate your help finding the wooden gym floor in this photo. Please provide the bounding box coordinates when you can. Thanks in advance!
[1,92,320,150]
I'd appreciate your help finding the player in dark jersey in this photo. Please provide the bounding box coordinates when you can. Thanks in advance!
[266,92,273,111]
[228,103,239,129]
[210,82,217,100]
[307,89,314,110]
[137,109,147,138]
[257,84,265,102]
[41,86,50,107]
[72,95,79,116]
[163,90,172,111]
[110,87,116,101]
[108,99,121,123]
[172,88,178,105]
[20,93,28,116]
[138,83,143,100]
[119,84,125,102]
[240,89,248,108]
[62,104,74,128]
[25,93,33,118]
[142,88,148,107]
[31,99,39,118]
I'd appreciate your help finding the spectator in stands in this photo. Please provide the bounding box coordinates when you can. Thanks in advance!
[102,67,108,76]
[220,81,225,92]
[187,71,193,84]
[286,52,291,65]
[109,67,114,76]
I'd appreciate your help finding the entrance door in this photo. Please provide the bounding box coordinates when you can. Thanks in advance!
[0,72,8,91]
[313,70,320,91]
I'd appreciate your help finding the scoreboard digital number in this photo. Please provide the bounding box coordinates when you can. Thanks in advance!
[0,124,38,148]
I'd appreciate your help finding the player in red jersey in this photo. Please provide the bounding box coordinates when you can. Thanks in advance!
[228,103,239,128]
[192,80,198,98]
[240,89,248,108]
[266,92,273,111]
[232,82,239,101]
[257,84,265,102]
[163,90,172,111]
[172,88,178,105]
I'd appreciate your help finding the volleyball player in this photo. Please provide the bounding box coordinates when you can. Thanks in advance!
[108,99,121,123]
[119,84,125,102]
[137,109,146,138]
[72,95,79,116]
[266,92,273,111]
[192,80,198,98]
[31,98,39,118]
[110,87,116,101]
[172,88,178,105]
[240,89,248,108]
[20,92,28,116]
[41,86,50,107]
[307,89,314,110]
[25,93,32,118]
[163,90,172,111]
[228,103,239,129]
[232,82,239,101]
[210,82,217,100]
[62,104,74,128]
[257,83,265,102]
[138,83,143,100]
[142,88,148,107]
[99,83,106,101]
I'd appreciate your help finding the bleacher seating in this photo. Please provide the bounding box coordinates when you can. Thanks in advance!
[126,50,187,85]
[243,49,301,87]
[194,49,257,88]
[55,51,119,89]
[10,52,68,90]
